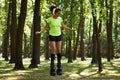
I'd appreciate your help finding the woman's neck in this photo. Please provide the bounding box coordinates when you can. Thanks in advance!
[53,15,58,19]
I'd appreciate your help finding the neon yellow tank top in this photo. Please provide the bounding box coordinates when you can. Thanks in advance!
[46,17,63,36]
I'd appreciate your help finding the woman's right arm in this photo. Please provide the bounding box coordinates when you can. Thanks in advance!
[36,23,49,35]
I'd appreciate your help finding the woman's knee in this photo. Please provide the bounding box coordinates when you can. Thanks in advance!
[57,48,61,53]
[51,47,56,53]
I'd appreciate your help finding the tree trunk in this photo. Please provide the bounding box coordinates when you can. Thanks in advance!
[73,22,80,60]
[29,26,33,58]
[44,32,50,60]
[65,39,68,58]
[109,0,114,59]
[106,0,114,61]
[67,1,74,63]
[87,20,92,57]
[29,0,41,68]
[68,37,73,63]
[90,0,102,72]
[90,1,98,64]
[2,0,11,61]
[97,18,102,72]
[79,1,85,61]
[23,33,27,58]
[9,0,17,63]
[114,10,119,58]
[14,0,27,70]
[80,19,85,61]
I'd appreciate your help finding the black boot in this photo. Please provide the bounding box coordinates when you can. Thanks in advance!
[50,63,56,76]
[57,53,62,75]
[57,63,62,75]
[50,54,56,76]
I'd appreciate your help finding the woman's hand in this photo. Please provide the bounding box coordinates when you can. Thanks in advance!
[35,23,49,35]
[35,31,41,35]
[71,28,76,31]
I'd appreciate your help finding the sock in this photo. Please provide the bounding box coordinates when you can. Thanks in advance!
[51,54,55,63]
[57,53,62,68]
[50,54,55,68]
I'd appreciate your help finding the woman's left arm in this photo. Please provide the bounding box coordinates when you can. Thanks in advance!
[61,22,75,31]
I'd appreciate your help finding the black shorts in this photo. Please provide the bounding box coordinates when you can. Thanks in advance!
[49,35,62,42]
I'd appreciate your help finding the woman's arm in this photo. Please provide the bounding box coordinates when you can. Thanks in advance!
[61,22,75,31]
[36,23,49,34]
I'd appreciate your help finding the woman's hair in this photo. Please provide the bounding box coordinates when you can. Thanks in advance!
[54,8,61,13]
[50,5,61,14]
[50,5,56,12]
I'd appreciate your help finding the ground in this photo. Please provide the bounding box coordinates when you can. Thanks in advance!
[0,55,120,80]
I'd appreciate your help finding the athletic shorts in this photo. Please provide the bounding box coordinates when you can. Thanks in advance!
[49,35,62,42]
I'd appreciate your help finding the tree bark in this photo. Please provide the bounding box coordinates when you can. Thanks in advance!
[14,0,27,70]
[23,33,27,58]
[79,1,85,61]
[106,0,114,61]
[67,0,74,63]
[29,0,41,68]
[9,0,17,63]
[44,32,50,60]
[90,0,102,72]
[2,0,11,61]
[109,0,114,59]
[91,1,98,64]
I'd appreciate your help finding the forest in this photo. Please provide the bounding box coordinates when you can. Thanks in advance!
[0,0,120,80]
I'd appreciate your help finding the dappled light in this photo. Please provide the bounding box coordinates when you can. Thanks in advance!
[0,56,120,80]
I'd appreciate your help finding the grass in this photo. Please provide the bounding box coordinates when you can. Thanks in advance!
[0,55,120,80]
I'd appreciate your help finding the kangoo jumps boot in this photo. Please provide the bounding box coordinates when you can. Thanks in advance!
[57,53,62,75]
[50,63,56,76]
[57,63,62,75]
[50,54,56,76]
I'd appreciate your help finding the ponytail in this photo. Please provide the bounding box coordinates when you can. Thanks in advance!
[50,5,56,13]
[50,5,61,14]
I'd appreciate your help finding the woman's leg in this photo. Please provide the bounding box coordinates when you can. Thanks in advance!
[56,41,62,64]
[56,41,62,75]
[49,41,56,76]
[56,41,62,53]
[50,41,56,54]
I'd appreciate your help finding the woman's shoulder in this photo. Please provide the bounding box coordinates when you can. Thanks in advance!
[58,17,63,21]
[46,17,53,23]
[58,16,62,19]
[58,16,63,20]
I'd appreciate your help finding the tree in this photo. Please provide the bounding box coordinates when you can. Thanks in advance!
[14,0,27,70]
[29,0,41,68]
[90,0,98,64]
[96,0,103,72]
[78,0,85,61]
[90,0,102,72]
[106,0,114,61]
[2,0,11,61]
[73,0,82,60]
[67,0,74,63]
[23,33,27,58]
[44,32,50,60]
[9,0,17,63]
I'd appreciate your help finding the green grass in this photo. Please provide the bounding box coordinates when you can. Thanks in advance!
[0,55,120,80]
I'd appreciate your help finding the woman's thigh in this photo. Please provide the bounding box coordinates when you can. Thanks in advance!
[50,41,56,54]
[56,41,62,53]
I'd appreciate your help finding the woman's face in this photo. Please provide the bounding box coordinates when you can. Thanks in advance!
[54,11,61,17]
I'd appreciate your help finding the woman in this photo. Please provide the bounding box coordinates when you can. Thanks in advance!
[36,6,75,76]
